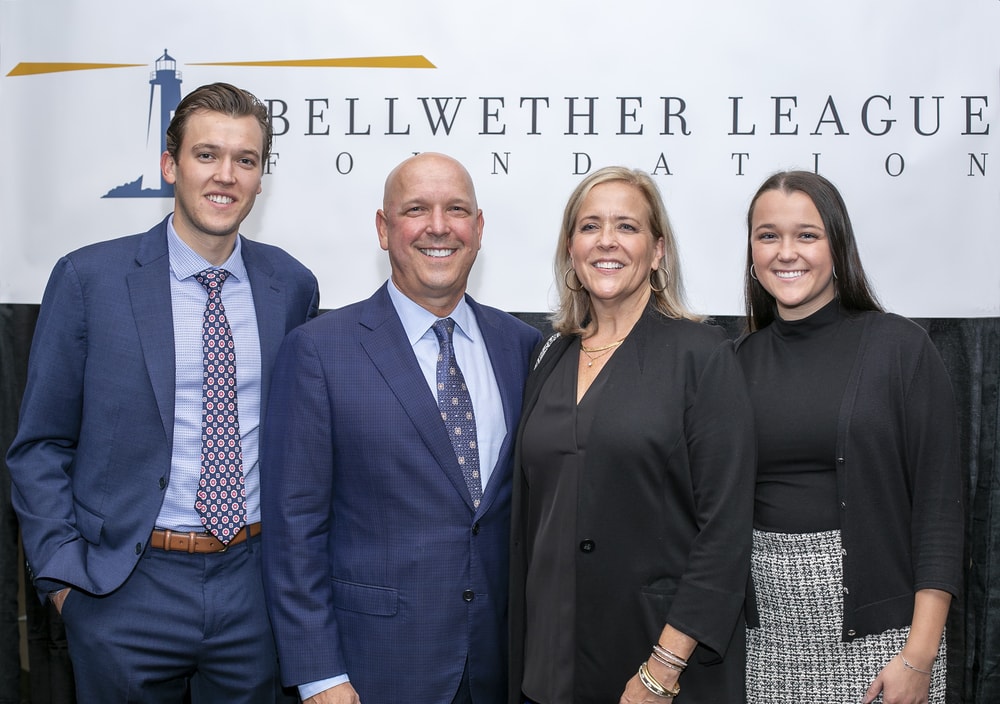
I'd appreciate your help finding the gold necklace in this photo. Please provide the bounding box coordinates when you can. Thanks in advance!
[580,338,625,353]
[580,338,624,367]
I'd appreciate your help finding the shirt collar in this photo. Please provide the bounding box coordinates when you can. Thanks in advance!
[166,213,247,283]
[386,278,477,346]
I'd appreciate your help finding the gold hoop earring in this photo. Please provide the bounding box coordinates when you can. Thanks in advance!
[649,269,667,293]
[749,264,759,281]
[564,267,584,292]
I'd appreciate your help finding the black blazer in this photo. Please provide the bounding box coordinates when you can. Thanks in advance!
[509,306,756,704]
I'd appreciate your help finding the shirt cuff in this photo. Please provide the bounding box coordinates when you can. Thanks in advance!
[299,674,350,701]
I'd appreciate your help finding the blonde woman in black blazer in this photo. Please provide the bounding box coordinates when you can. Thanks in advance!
[508,167,756,704]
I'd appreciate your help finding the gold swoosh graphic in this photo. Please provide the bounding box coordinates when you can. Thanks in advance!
[188,56,436,69]
[7,62,146,76]
[7,55,436,77]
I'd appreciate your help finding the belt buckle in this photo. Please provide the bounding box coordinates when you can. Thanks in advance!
[218,526,242,553]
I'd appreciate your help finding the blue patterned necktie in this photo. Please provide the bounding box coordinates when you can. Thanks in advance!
[432,318,483,508]
[194,268,246,543]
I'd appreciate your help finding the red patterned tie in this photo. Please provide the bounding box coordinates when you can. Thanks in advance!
[432,318,483,509]
[194,269,246,543]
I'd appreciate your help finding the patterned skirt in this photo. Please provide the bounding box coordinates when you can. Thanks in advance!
[746,530,946,704]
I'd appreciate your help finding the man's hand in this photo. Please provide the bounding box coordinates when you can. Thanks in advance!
[49,587,71,614]
[305,682,360,704]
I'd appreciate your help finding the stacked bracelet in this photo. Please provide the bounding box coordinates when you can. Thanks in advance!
[650,651,684,672]
[638,661,681,699]
[652,644,688,671]
[900,654,933,676]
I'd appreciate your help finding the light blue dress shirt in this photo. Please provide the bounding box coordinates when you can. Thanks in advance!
[299,279,506,701]
[155,216,263,532]
[387,278,505,489]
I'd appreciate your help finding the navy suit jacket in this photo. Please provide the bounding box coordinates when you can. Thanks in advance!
[7,217,319,599]
[260,283,540,704]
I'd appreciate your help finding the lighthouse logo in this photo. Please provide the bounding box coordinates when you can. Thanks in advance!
[104,49,182,199]
[6,49,435,199]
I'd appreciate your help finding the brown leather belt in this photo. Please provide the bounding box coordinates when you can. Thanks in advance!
[149,522,261,553]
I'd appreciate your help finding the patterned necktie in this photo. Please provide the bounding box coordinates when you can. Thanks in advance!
[432,318,483,508]
[194,268,246,543]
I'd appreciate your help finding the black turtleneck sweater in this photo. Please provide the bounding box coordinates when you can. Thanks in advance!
[737,299,863,533]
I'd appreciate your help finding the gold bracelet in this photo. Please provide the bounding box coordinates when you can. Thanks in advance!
[638,661,681,698]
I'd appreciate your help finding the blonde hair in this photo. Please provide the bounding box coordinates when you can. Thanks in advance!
[550,166,701,335]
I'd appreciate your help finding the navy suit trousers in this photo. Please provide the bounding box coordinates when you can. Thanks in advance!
[59,533,287,703]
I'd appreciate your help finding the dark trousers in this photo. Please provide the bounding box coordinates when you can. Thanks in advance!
[24,590,75,704]
[451,658,473,704]
[60,534,286,703]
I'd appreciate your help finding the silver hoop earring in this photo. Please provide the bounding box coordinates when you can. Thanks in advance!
[564,267,584,292]
[649,269,667,293]
[833,265,839,280]
[749,264,759,281]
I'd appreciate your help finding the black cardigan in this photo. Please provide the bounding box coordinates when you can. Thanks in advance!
[738,310,964,641]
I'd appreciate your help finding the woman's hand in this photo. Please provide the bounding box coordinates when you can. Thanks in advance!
[619,658,680,704]
[862,654,931,704]
[619,624,693,703]
[863,589,949,703]
[619,670,674,704]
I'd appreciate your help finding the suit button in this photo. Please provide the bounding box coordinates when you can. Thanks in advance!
[462,590,475,602]
[847,629,857,637]
[472,522,480,535]
[158,477,167,490]
[579,540,595,553]
[135,543,143,555]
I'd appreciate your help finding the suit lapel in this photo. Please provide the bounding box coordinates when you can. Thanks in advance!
[520,332,573,439]
[468,298,521,509]
[359,286,477,510]
[127,222,176,444]
[241,238,286,408]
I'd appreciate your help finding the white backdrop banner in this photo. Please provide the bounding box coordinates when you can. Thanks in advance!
[1,0,997,316]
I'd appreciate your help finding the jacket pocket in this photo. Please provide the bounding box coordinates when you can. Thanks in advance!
[331,578,398,616]
[639,578,679,625]
[73,500,105,545]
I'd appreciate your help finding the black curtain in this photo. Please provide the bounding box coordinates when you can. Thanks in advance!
[1,305,997,703]
[1,305,34,703]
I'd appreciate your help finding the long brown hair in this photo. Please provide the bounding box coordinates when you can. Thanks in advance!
[744,170,883,331]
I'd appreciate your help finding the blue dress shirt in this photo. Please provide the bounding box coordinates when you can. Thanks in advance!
[387,278,505,490]
[155,216,263,532]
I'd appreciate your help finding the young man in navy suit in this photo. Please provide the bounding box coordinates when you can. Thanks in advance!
[7,82,319,702]
[261,153,541,704]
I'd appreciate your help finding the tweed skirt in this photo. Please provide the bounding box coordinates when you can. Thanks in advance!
[746,530,946,704]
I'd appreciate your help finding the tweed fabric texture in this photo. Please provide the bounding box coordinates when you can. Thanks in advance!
[747,529,946,703]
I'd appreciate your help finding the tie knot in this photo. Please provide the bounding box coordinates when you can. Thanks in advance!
[432,318,456,345]
[195,268,231,293]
